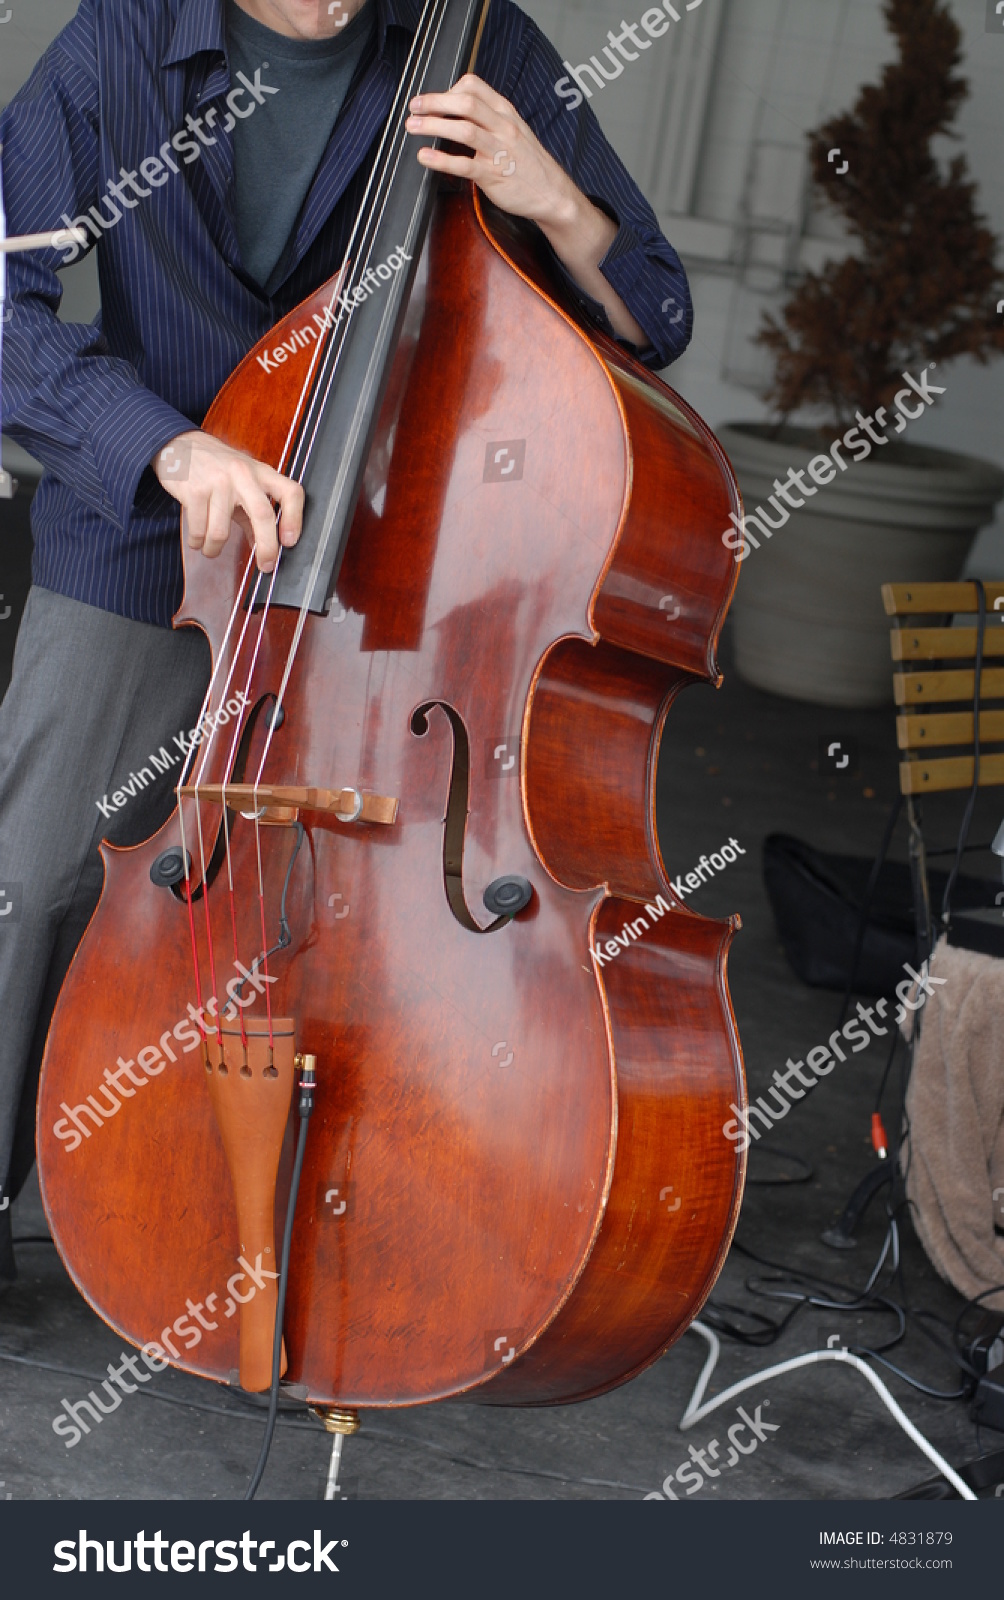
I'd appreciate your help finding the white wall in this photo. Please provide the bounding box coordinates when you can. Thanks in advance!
[1,0,99,477]
[521,0,1004,568]
[1,0,99,325]
[0,0,78,95]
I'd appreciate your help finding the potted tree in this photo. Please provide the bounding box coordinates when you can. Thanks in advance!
[719,0,1004,707]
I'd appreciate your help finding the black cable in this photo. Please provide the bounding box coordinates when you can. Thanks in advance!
[953,1285,1004,1349]
[0,1345,658,1496]
[941,580,986,932]
[746,1273,908,1352]
[698,1297,805,1346]
[925,842,994,857]
[953,1283,1004,1324]
[736,1224,912,1345]
[704,1229,907,1352]
[11,1235,55,1245]
[244,1054,316,1501]
[873,1024,901,1117]
[837,792,904,1031]
[223,1386,310,1417]
[0,1348,319,1427]
[724,1218,1004,1403]
[230,821,306,1006]
[848,1347,971,1401]
[910,1307,981,1382]
[267,819,307,961]
[898,1043,913,1181]
[732,1237,893,1296]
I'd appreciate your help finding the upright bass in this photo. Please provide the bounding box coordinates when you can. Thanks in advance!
[37,0,746,1428]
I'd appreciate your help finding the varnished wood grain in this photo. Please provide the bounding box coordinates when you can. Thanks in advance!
[37,183,746,1409]
[882,581,1004,615]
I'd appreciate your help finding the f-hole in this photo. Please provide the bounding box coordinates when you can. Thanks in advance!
[411,701,508,934]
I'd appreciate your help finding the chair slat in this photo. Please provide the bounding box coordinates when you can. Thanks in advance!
[883,581,1004,616]
[891,626,1004,662]
[896,710,1004,749]
[893,667,1004,705]
[900,752,1004,795]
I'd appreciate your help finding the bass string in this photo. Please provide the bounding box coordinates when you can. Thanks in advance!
[175,550,262,807]
[284,0,449,486]
[175,531,286,1046]
[224,813,249,1054]
[195,772,221,1043]
[121,0,437,805]
[204,563,284,1053]
[216,561,286,1051]
[246,0,447,534]
[175,548,262,1042]
[283,0,450,474]
[192,0,446,800]
[242,0,453,1020]
[181,556,284,1051]
[175,55,423,1011]
[251,0,450,785]
[175,0,440,814]
[177,552,293,1054]
[180,0,452,1034]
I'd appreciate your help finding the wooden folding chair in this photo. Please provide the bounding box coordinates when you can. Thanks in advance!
[826,580,1004,1241]
[882,579,1004,960]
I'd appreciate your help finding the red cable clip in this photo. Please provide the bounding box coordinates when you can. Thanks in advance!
[871,1112,888,1160]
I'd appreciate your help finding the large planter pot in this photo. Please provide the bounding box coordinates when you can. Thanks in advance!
[717,422,1004,707]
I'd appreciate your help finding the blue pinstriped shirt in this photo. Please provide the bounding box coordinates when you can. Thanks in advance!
[0,0,693,626]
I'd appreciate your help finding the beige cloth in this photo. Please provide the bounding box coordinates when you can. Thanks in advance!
[900,936,1004,1309]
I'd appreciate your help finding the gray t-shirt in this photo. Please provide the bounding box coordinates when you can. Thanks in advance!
[225,1,374,292]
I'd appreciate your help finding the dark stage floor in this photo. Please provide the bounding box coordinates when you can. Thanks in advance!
[1,491,1000,1501]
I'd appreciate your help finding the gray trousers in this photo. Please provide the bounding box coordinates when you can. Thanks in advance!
[0,587,209,1274]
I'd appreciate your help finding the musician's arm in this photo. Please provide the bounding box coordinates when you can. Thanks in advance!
[516,185,649,349]
[505,20,693,368]
[1,9,301,571]
[409,12,693,370]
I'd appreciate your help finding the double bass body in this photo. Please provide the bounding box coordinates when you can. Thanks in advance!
[36,182,746,1409]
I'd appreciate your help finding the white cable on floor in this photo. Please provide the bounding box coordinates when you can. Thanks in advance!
[678,1320,976,1500]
